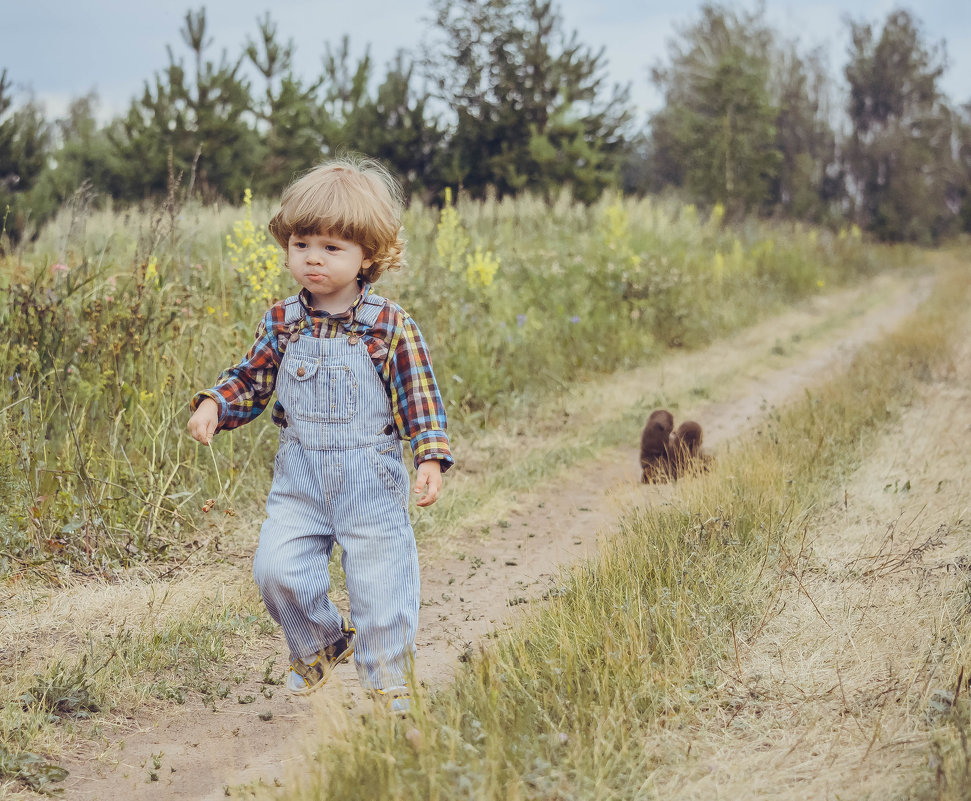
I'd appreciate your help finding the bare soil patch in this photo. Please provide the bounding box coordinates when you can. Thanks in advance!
[1,270,939,799]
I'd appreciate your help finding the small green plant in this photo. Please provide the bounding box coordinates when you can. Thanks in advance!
[20,658,101,720]
[148,751,164,783]
[265,255,961,800]
[261,658,283,686]
[1,189,902,572]
[0,746,68,795]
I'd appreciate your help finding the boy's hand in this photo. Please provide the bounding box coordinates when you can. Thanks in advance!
[188,398,220,445]
[414,460,442,507]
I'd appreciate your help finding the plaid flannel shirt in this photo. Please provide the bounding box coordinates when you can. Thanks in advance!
[191,285,452,470]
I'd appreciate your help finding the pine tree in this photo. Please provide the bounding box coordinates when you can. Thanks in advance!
[647,4,780,213]
[112,8,260,200]
[0,70,52,244]
[245,13,327,194]
[426,0,630,201]
[338,52,447,198]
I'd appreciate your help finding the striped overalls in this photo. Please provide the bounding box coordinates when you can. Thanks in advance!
[252,297,419,691]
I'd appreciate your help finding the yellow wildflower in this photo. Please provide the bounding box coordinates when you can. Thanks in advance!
[226,188,284,306]
[466,247,500,289]
[436,188,470,272]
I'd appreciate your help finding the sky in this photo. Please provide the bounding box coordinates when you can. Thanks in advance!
[2,0,970,126]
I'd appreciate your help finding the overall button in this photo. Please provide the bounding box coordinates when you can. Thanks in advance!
[347,334,360,345]
[289,332,300,343]
[296,366,306,377]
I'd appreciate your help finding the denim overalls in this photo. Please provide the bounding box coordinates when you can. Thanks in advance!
[252,295,419,691]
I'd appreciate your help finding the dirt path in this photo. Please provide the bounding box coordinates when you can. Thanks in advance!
[13,270,937,800]
[645,274,971,799]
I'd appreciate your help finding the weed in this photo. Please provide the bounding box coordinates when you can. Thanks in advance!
[259,658,280,686]
[264,250,961,800]
[0,745,68,795]
[20,658,101,720]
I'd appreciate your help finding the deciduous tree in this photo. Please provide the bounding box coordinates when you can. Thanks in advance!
[769,45,843,221]
[647,3,780,213]
[844,9,954,242]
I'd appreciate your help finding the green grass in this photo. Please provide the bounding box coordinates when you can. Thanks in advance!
[0,183,958,796]
[263,257,966,800]
[0,190,906,573]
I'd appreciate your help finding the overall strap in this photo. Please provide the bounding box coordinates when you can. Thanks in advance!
[282,295,306,326]
[345,290,386,335]
[275,296,309,358]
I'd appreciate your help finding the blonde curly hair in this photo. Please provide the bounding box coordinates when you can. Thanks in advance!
[268,155,406,283]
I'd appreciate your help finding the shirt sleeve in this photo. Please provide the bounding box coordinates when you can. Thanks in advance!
[189,310,283,431]
[386,313,454,472]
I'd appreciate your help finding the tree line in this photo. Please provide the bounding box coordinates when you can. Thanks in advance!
[2,0,970,245]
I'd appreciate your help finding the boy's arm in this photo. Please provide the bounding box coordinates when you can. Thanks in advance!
[385,313,454,472]
[188,311,284,434]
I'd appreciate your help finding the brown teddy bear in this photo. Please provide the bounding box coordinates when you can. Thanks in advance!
[640,409,708,482]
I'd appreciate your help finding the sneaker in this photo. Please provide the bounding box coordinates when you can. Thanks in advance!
[287,619,355,695]
[373,685,411,716]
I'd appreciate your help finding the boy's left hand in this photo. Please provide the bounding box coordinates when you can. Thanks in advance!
[414,460,443,507]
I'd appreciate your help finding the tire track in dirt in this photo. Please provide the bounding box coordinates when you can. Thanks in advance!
[45,271,933,800]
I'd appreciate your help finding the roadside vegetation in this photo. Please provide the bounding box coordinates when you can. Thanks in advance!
[0,189,896,576]
[1,1,968,796]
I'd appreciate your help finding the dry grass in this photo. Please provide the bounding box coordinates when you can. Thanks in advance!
[647,259,971,800]
[0,564,273,772]
[433,269,924,549]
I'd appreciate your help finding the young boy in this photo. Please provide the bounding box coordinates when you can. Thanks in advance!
[187,157,452,714]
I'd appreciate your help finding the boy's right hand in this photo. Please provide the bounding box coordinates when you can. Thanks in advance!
[187,398,220,445]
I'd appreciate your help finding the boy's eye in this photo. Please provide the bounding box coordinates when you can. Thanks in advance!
[325,245,339,252]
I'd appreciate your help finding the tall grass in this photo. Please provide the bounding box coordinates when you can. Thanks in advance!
[266,254,965,799]
[0,188,902,572]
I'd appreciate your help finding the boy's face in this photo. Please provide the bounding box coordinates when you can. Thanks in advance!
[287,232,372,313]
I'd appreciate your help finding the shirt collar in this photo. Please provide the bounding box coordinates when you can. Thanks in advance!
[297,283,372,319]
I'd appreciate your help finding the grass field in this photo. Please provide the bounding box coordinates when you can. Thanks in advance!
[3,189,958,798]
[0,190,897,574]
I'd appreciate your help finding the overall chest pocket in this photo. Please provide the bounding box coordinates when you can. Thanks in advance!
[281,356,359,423]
